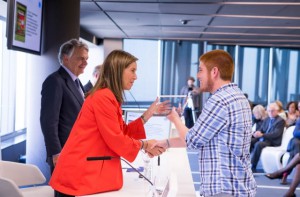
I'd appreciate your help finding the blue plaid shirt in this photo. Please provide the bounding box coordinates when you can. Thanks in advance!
[186,83,257,197]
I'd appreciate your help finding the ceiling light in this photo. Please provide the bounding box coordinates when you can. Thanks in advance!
[180,20,190,25]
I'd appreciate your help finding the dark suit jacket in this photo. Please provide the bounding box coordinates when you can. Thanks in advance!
[260,115,285,146]
[40,66,84,160]
[83,80,93,92]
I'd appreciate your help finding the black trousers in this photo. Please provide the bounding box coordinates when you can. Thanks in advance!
[251,140,271,169]
[184,107,194,128]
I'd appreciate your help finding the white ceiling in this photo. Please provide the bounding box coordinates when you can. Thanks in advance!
[80,0,300,48]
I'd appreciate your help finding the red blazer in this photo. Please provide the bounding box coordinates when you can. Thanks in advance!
[49,88,146,196]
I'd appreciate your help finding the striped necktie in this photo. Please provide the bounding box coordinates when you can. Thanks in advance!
[75,79,84,99]
[266,118,274,133]
[260,118,275,141]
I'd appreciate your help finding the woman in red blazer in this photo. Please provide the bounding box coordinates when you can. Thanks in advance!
[49,50,169,196]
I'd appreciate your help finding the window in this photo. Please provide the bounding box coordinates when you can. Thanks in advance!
[0,19,27,140]
[237,47,270,106]
[123,39,160,108]
[272,48,300,106]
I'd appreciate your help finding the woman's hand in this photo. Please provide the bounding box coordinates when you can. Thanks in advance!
[149,97,171,115]
[141,98,171,123]
[155,100,171,115]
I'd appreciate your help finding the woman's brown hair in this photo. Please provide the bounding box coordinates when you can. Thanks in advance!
[86,50,138,103]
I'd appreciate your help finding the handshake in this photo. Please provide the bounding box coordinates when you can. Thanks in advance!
[141,139,170,158]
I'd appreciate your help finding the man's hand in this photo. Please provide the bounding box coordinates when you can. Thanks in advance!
[153,139,169,150]
[167,107,181,122]
[52,154,59,166]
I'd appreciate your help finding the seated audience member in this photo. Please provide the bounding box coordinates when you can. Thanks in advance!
[265,152,300,197]
[252,104,268,131]
[296,101,300,117]
[275,100,287,120]
[280,118,300,185]
[286,101,299,127]
[250,102,285,172]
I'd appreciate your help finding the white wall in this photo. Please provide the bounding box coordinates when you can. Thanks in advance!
[26,53,56,181]
[0,1,6,18]
[103,38,123,58]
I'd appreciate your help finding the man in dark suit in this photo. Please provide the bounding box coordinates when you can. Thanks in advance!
[251,102,285,172]
[40,39,89,197]
[83,64,101,92]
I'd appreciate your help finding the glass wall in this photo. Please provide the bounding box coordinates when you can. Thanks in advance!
[160,41,204,108]
[272,48,300,107]
[0,19,27,139]
[237,47,270,106]
[160,42,300,109]
[161,41,203,95]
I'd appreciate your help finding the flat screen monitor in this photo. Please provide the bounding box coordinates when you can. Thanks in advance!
[124,110,171,140]
[6,0,44,55]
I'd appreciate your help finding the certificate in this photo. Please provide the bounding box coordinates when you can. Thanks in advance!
[125,110,171,140]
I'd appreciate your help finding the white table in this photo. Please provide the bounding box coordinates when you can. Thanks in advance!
[79,148,196,197]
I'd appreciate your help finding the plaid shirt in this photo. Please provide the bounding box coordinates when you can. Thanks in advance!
[186,83,257,197]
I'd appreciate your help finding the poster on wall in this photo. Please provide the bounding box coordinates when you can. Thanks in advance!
[7,0,43,55]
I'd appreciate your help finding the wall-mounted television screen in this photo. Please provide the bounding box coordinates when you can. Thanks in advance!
[6,0,43,55]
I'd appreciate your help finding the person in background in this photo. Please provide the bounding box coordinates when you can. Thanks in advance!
[280,117,300,185]
[156,50,256,196]
[298,102,300,117]
[286,101,299,127]
[252,104,268,131]
[40,39,89,197]
[265,151,300,197]
[49,50,170,197]
[275,100,287,120]
[180,76,200,128]
[83,64,102,92]
[244,93,254,111]
[250,102,285,172]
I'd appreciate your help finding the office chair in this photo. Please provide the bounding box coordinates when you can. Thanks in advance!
[261,126,294,173]
[0,160,53,197]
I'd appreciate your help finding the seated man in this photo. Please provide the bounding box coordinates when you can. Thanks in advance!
[251,102,285,172]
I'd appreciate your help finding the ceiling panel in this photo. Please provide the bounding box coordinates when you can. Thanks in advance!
[210,17,300,27]
[159,14,212,26]
[97,2,160,12]
[158,3,221,15]
[80,0,300,48]
[219,4,300,17]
